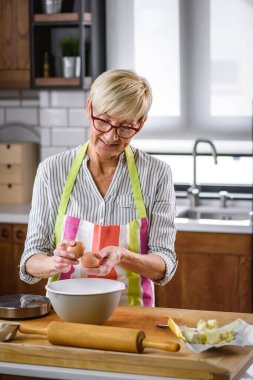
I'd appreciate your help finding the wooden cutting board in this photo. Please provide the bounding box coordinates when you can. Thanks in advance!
[0,306,253,380]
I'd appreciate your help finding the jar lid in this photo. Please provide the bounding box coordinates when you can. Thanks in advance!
[0,294,51,319]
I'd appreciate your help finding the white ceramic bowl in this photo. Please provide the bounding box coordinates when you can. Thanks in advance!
[45,278,126,324]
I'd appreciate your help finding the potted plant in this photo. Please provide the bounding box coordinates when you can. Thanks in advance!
[60,36,80,78]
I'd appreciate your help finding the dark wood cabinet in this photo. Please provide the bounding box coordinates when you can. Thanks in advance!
[0,223,47,296]
[30,0,105,89]
[0,0,30,89]
[155,231,253,313]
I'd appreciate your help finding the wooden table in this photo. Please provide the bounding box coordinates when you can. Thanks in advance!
[0,306,253,380]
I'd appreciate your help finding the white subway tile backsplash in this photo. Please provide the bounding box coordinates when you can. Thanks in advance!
[21,99,40,107]
[51,91,85,108]
[69,109,89,127]
[0,99,20,107]
[40,108,67,127]
[40,128,51,146]
[21,90,39,99]
[40,146,66,162]
[0,90,20,98]
[52,128,86,146]
[6,108,38,125]
[40,91,50,108]
[0,108,4,125]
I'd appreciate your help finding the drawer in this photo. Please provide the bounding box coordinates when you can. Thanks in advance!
[0,144,22,164]
[0,184,31,204]
[0,164,22,184]
[0,224,12,242]
[13,224,27,244]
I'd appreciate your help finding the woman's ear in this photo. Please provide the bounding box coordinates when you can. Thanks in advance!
[86,99,91,119]
[139,116,147,130]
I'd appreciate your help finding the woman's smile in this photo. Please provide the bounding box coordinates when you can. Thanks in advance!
[99,138,120,149]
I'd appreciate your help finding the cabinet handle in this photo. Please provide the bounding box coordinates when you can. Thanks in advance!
[7,184,12,189]
[1,228,10,239]
[6,144,11,149]
[7,164,12,169]
[16,230,24,240]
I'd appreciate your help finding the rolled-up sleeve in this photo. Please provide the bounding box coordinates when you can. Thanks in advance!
[19,162,55,284]
[148,164,178,286]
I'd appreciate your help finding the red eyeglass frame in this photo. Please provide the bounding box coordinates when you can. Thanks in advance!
[90,104,141,139]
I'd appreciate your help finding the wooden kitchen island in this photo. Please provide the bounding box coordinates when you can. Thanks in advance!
[0,306,253,380]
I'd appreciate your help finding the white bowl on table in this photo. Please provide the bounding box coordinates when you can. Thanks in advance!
[45,278,126,325]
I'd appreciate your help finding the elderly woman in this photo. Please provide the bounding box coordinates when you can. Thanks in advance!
[20,69,177,306]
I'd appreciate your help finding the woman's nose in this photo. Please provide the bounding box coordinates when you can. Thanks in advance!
[103,127,119,141]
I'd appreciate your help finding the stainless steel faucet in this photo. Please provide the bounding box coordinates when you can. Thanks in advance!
[187,139,218,207]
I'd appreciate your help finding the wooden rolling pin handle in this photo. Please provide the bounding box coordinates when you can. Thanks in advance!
[142,338,180,352]
[19,324,47,336]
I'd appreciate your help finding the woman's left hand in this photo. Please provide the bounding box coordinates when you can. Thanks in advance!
[85,246,123,276]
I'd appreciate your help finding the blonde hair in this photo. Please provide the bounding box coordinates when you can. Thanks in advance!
[88,69,152,122]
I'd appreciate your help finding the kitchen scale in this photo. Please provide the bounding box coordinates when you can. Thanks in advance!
[0,294,51,319]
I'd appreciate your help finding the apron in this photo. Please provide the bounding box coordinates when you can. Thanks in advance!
[48,141,154,306]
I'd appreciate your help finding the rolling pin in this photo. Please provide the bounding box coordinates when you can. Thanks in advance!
[18,321,180,353]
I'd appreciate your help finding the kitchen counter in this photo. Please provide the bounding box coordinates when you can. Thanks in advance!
[0,203,31,223]
[0,204,252,233]
[0,306,253,380]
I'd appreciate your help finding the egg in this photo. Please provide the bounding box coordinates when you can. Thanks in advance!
[81,252,100,268]
[67,241,84,259]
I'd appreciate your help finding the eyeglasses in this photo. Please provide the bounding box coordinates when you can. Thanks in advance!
[90,104,140,139]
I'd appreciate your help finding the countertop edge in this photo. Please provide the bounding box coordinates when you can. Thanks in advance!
[0,205,252,233]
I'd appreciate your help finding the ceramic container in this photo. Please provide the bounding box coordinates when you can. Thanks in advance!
[45,278,126,324]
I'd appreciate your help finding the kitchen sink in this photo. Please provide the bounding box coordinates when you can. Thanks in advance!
[177,207,252,221]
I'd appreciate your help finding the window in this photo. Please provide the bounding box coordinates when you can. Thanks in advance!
[154,154,253,186]
[133,0,180,117]
[211,0,253,117]
[106,0,253,142]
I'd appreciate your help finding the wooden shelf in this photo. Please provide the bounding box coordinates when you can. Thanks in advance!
[34,76,92,88]
[33,12,92,24]
[35,77,81,87]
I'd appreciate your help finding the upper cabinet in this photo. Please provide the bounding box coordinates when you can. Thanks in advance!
[30,0,106,90]
[0,0,31,89]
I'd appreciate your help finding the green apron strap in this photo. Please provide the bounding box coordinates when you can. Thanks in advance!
[125,146,147,219]
[54,141,89,246]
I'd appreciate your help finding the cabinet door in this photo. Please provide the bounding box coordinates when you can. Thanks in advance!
[0,0,30,89]
[0,224,14,295]
[155,232,252,313]
[13,224,47,295]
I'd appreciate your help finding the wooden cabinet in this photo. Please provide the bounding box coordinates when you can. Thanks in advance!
[0,0,30,89]
[155,231,253,313]
[30,0,105,89]
[0,143,38,204]
[0,223,47,296]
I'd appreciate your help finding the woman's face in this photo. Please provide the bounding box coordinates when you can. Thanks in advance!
[86,101,144,161]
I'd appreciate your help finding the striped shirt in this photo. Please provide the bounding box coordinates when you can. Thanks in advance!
[20,145,178,286]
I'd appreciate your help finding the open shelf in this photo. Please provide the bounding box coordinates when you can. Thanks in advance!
[30,0,105,90]
[33,12,92,24]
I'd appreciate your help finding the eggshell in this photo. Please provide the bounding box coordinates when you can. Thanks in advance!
[67,241,84,259]
[81,252,100,268]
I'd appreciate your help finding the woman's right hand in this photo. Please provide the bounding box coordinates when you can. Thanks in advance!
[25,240,83,278]
[52,240,80,274]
